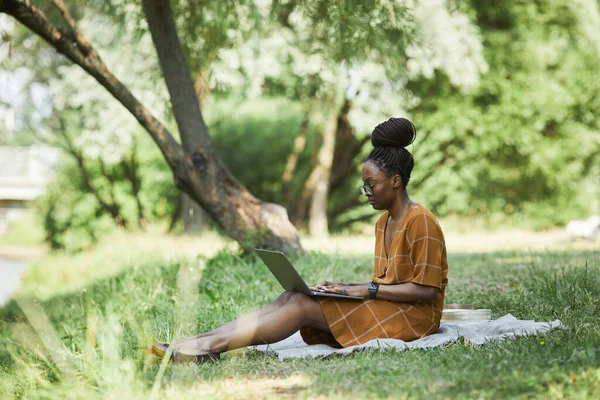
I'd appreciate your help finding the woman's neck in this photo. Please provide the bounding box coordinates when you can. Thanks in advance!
[388,191,412,220]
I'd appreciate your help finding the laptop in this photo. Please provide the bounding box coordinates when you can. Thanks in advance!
[255,249,363,300]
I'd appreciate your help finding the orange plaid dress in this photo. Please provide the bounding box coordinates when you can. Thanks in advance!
[300,203,448,347]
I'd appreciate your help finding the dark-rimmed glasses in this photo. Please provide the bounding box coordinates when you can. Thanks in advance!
[359,177,392,196]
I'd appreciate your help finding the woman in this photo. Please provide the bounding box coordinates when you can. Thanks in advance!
[150,117,449,362]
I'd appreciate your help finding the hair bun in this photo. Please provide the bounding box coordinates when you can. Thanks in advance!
[371,117,416,148]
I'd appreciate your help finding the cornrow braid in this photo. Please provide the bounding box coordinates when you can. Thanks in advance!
[366,117,416,186]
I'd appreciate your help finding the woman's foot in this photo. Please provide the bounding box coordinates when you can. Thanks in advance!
[147,343,170,358]
[147,342,220,364]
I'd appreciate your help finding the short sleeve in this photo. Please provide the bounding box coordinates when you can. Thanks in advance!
[407,214,445,289]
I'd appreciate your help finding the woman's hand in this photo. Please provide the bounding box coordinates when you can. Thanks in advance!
[315,281,343,290]
[315,281,362,288]
[313,282,369,298]
[311,281,347,292]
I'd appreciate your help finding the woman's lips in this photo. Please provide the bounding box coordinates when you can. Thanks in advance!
[368,197,375,204]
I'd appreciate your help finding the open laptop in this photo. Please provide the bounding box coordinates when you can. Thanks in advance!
[255,249,363,299]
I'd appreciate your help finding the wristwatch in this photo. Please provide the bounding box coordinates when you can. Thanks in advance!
[368,282,379,299]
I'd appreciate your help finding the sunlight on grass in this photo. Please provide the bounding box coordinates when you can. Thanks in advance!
[17,230,233,300]
[545,367,600,399]
[181,375,314,399]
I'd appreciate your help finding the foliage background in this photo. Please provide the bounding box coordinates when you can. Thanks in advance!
[0,0,599,250]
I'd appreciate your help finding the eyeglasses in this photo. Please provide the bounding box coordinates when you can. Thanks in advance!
[359,177,392,196]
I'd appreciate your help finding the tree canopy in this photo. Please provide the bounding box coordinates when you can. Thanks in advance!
[1,0,598,251]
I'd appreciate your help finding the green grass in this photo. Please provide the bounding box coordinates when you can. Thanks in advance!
[1,249,599,399]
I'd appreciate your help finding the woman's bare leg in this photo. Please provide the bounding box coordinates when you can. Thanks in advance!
[174,292,328,356]
[173,291,296,346]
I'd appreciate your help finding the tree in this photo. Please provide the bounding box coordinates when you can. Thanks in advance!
[0,0,303,253]
[1,9,188,249]
[209,0,488,235]
[405,0,600,227]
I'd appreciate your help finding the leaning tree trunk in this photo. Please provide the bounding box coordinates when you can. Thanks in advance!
[1,0,303,253]
[141,0,301,252]
[173,66,211,233]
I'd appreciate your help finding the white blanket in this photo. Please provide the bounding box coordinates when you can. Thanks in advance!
[254,314,563,361]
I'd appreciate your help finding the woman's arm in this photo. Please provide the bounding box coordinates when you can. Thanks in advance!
[316,282,438,302]
[374,282,438,302]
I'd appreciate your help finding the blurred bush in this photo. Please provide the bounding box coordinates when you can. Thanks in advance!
[207,96,373,233]
[12,0,600,246]
[405,0,600,228]
[208,97,311,206]
[36,135,178,252]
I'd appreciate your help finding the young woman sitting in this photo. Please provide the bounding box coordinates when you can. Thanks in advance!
[149,117,449,362]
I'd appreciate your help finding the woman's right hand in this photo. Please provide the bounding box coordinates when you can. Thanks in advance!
[315,281,344,291]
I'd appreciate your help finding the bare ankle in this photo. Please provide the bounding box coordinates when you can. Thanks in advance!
[175,335,223,355]
[205,335,227,354]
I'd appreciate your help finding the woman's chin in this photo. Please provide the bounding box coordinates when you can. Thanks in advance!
[369,202,383,210]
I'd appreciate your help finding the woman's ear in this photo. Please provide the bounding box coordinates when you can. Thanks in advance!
[392,175,403,189]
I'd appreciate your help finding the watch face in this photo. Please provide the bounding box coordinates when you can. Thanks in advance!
[369,282,378,290]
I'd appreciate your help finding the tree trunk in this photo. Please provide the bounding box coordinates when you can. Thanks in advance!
[291,123,322,227]
[306,97,339,237]
[326,97,371,225]
[1,0,303,253]
[293,94,369,231]
[193,68,210,112]
[169,192,207,234]
[141,0,301,252]
[175,66,211,233]
[282,117,309,202]
[181,193,207,234]
[329,97,370,191]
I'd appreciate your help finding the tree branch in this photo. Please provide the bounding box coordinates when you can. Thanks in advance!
[2,0,304,253]
[0,0,184,169]
[49,0,92,56]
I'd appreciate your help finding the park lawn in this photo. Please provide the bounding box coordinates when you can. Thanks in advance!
[0,248,599,399]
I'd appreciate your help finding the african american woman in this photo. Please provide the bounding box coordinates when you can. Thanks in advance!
[149,117,449,362]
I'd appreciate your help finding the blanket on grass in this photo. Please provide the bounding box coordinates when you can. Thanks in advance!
[253,314,563,361]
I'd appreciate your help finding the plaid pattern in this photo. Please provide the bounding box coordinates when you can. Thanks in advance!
[301,203,448,348]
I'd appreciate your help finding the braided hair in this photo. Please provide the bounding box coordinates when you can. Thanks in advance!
[366,117,416,186]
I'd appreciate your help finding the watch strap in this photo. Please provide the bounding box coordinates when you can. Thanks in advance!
[368,282,379,299]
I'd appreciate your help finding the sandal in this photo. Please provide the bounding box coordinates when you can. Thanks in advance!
[148,343,220,364]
